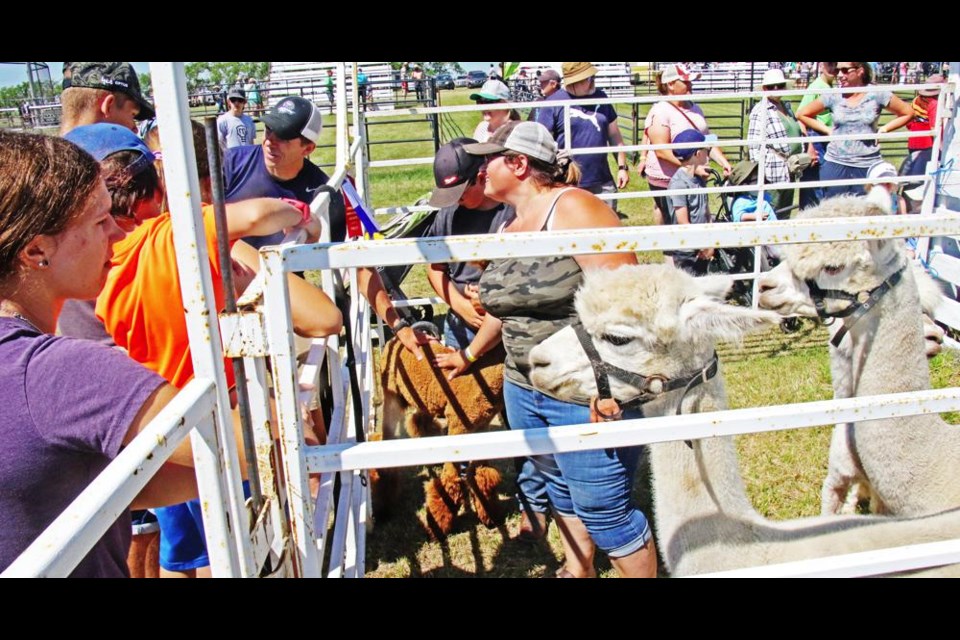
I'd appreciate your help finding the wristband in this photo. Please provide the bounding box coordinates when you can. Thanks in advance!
[280,197,312,225]
[463,346,478,363]
[392,317,411,332]
[618,164,628,171]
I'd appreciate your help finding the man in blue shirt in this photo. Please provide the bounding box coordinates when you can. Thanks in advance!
[536,62,629,212]
[223,95,430,357]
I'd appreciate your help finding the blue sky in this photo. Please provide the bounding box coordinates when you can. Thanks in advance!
[0,62,149,87]
[0,62,494,88]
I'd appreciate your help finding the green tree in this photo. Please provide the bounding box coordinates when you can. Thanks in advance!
[390,62,464,75]
[182,62,269,92]
[0,81,61,109]
[0,82,31,108]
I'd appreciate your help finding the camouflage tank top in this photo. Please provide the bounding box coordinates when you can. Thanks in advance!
[479,188,583,394]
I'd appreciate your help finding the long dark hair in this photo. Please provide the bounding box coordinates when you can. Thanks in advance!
[0,130,101,281]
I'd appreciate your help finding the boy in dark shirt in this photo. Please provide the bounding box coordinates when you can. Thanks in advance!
[425,137,514,349]
[666,129,715,275]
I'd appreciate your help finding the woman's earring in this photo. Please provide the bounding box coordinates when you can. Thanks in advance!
[38,260,49,267]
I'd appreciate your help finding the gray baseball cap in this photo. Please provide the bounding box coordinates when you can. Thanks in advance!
[463,121,558,164]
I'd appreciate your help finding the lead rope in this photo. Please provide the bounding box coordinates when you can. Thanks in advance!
[572,324,719,448]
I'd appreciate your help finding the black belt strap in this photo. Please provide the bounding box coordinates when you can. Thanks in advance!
[572,324,719,415]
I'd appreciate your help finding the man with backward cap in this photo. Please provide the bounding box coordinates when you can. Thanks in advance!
[424,138,551,542]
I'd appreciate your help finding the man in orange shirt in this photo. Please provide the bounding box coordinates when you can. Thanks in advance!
[96,122,341,578]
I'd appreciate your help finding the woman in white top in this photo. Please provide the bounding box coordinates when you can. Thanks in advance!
[470,79,520,143]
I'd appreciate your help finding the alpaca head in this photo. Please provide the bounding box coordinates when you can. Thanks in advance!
[759,195,907,318]
[528,264,780,404]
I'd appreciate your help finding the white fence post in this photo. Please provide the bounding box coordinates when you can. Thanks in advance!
[149,62,251,577]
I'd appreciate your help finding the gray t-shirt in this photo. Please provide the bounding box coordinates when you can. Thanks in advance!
[666,169,710,259]
[216,112,257,150]
[821,89,892,168]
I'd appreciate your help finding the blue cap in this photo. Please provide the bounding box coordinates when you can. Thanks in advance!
[672,128,708,161]
[64,123,155,176]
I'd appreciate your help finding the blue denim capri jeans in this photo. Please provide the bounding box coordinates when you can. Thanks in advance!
[820,160,868,199]
[503,379,653,558]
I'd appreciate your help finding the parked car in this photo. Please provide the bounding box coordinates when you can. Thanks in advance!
[455,74,470,88]
[435,73,455,90]
[466,70,487,88]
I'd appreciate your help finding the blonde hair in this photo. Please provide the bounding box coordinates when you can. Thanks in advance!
[60,87,133,130]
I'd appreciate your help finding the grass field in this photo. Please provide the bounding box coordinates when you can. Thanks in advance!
[287,88,955,577]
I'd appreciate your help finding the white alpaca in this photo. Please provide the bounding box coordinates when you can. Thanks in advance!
[527,264,960,576]
[757,195,960,517]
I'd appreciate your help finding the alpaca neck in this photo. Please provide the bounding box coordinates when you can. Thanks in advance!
[644,376,763,572]
[840,266,931,396]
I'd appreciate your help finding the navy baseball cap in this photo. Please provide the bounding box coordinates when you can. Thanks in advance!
[672,128,711,161]
[428,137,485,208]
[261,96,323,143]
[65,123,156,177]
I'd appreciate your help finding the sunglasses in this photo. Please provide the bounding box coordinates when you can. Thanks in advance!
[836,66,860,75]
[767,83,786,90]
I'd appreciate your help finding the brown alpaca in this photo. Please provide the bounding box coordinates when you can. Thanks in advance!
[376,338,506,536]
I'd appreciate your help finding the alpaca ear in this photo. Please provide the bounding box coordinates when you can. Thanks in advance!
[678,296,782,343]
[865,186,893,215]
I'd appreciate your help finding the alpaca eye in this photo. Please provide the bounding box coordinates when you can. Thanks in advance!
[601,334,634,346]
[824,265,845,276]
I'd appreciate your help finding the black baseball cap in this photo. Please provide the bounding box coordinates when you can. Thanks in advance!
[66,62,156,121]
[261,96,323,143]
[428,137,485,208]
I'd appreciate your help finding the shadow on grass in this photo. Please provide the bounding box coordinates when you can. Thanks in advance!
[362,450,664,578]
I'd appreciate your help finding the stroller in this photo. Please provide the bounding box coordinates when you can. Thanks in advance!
[706,162,797,306]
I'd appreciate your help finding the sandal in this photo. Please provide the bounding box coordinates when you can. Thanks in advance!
[552,566,595,578]
[516,509,549,543]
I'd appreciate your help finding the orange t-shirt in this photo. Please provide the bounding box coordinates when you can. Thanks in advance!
[96,205,235,390]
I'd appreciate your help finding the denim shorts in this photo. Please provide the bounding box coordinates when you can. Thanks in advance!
[442,311,477,350]
[503,380,652,558]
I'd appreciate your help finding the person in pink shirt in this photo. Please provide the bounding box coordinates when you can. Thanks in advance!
[643,64,732,225]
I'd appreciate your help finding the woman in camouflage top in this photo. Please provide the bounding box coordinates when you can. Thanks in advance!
[436,121,657,578]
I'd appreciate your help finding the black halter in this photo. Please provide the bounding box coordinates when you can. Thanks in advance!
[805,265,905,348]
[572,324,719,417]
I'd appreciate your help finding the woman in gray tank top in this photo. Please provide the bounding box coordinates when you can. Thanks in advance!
[435,121,658,578]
